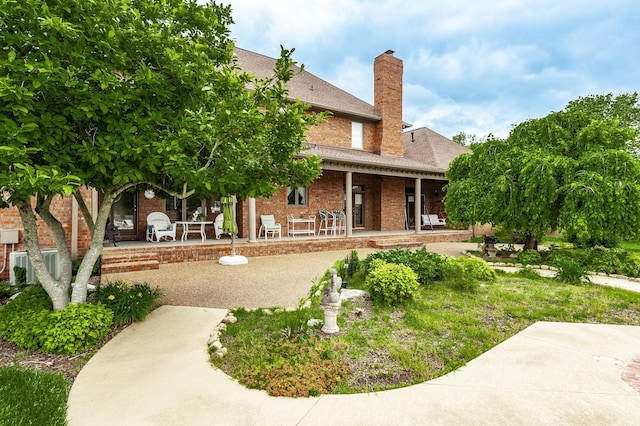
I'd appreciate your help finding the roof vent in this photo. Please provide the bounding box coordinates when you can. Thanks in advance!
[385,49,395,55]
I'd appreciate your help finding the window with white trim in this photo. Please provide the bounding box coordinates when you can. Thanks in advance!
[351,121,363,149]
[287,186,308,206]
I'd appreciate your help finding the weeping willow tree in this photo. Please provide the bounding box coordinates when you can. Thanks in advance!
[445,93,640,249]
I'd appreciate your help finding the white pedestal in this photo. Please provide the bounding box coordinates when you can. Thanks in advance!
[218,255,248,266]
[321,304,340,334]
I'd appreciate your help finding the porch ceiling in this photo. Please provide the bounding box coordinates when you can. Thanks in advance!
[301,143,447,180]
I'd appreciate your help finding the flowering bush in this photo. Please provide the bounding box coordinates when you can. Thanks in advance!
[94,280,163,327]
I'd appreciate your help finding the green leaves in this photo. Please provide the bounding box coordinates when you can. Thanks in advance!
[445,93,640,247]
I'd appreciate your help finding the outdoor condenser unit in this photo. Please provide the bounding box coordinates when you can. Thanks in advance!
[9,250,59,285]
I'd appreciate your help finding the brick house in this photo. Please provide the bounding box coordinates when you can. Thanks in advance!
[0,48,469,279]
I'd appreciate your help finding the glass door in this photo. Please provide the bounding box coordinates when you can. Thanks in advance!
[353,185,365,228]
[111,191,138,239]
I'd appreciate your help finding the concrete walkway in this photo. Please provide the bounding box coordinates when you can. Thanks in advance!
[67,244,640,425]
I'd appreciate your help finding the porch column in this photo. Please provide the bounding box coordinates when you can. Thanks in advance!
[248,197,257,242]
[71,196,79,259]
[414,177,422,234]
[345,171,353,237]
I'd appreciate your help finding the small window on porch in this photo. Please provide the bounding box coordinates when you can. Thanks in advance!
[164,196,206,221]
[287,186,307,206]
[351,121,363,149]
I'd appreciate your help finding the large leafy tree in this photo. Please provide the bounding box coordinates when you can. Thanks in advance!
[445,93,640,250]
[0,0,323,310]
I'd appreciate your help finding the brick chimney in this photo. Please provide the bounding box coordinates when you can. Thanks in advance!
[374,50,403,157]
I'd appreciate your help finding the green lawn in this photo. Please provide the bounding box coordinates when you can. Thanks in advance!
[212,270,640,396]
[0,366,69,426]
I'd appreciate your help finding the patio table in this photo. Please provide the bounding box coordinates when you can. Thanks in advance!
[287,215,316,237]
[176,221,213,242]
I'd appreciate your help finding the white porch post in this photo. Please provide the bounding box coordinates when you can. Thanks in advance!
[71,196,78,259]
[248,197,257,242]
[345,172,353,237]
[414,178,422,234]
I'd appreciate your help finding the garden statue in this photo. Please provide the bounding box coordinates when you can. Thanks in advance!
[321,268,342,334]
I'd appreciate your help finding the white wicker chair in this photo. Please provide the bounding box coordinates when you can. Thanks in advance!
[146,212,177,242]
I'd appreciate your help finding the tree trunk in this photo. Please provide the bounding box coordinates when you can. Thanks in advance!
[16,201,69,311]
[15,191,119,309]
[524,233,538,251]
[70,191,117,304]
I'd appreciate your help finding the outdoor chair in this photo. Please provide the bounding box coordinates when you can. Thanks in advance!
[421,214,447,231]
[104,218,119,246]
[318,210,331,235]
[331,210,346,235]
[213,213,228,239]
[146,212,177,242]
[258,214,281,240]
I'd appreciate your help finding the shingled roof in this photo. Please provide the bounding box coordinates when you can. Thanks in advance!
[403,127,471,171]
[234,48,380,121]
[301,143,445,179]
[236,48,469,179]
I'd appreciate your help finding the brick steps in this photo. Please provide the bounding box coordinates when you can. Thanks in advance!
[101,251,160,274]
[370,237,424,249]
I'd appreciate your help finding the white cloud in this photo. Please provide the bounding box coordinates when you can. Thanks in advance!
[204,0,640,139]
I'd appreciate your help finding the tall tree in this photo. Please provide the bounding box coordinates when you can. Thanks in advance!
[0,0,323,310]
[445,93,640,250]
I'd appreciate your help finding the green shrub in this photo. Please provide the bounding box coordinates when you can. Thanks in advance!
[553,256,590,285]
[517,249,542,266]
[41,303,113,355]
[619,256,640,278]
[0,286,52,349]
[94,280,163,327]
[365,260,419,306]
[441,257,495,292]
[343,250,360,280]
[455,256,496,281]
[13,265,27,285]
[363,247,446,284]
[586,246,622,274]
[0,280,28,300]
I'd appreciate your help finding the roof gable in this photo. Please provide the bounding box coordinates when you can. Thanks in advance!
[402,127,471,170]
[234,48,380,121]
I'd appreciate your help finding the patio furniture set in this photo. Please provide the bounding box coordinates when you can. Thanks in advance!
[258,211,347,240]
[117,210,447,244]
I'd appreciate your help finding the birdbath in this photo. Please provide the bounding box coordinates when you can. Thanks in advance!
[321,268,342,334]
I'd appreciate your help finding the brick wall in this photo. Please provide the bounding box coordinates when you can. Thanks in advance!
[0,188,95,280]
[373,51,403,157]
[379,177,406,230]
[306,115,378,152]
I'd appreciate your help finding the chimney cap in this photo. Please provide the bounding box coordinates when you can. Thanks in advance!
[384,49,395,55]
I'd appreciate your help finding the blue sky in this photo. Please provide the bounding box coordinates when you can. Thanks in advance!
[219,0,639,139]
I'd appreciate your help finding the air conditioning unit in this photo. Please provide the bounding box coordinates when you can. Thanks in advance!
[9,250,59,285]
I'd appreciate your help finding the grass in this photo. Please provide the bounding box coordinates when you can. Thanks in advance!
[212,270,640,396]
[0,365,69,426]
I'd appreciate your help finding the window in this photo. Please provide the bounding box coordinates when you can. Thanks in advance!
[351,121,363,149]
[287,186,307,206]
[164,196,206,221]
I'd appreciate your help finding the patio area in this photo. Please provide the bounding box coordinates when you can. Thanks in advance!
[100,228,472,275]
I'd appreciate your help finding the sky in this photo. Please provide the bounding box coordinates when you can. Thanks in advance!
[216,0,639,139]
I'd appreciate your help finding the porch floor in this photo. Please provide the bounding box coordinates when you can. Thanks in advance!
[100,229,472,274]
